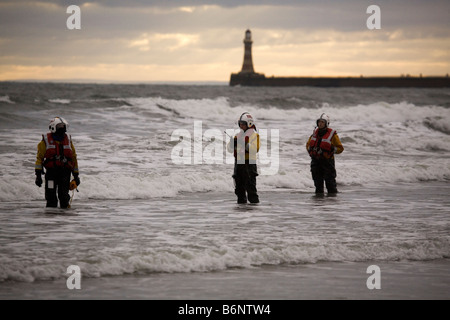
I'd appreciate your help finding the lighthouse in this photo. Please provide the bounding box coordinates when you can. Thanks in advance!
[240,29,255,74]
[229,29,265,86]
[229,30,450,87]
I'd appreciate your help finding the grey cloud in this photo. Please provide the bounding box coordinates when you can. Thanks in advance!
[1,0,343,8]
[1,0,449,68]
[2,1,449,38]
[2,0,449,10]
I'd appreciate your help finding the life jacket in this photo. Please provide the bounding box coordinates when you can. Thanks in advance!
[43,133,74,169]
[309,128,336,158]
[234,127,259,161]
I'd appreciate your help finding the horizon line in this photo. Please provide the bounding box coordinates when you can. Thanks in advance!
[2,73,450,85]
[0,79,230,85]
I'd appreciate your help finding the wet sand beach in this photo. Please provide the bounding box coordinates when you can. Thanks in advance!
[1,259,449,300]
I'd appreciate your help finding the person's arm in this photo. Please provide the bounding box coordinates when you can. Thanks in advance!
[35,139,46,187]
[331,133,344,154]
[247,132,259,150]
[70,140,81,186]
[246,132,259,158]
[35,140,46,172]
[306,136,312,153]
[70,140,79,174]
[256,133,260,152]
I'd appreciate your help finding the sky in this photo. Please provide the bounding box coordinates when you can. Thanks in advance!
[0,0,449,83]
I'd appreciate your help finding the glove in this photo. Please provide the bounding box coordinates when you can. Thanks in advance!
[73,172,80,187]
[35,170,43,187]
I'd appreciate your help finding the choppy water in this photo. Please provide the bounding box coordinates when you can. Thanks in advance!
[0,82,449,285]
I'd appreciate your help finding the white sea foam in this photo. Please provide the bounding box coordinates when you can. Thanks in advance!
[1,84,449,285]
[0,95,14,104]
[1,237,448,282]
[0,96,449,201]
[0,154,447,202]
[48,99,71,104]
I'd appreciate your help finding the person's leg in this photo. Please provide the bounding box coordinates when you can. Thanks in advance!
[310,159,324,193]
[246,164,259,203]
[44,169,58,207]
[233,165,248,203]
[324,158,338,194]
[58,169,72,208]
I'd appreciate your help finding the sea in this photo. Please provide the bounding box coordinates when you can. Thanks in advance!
[0,82,449,301]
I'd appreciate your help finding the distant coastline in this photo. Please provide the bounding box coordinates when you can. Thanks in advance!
[229,73,450,87]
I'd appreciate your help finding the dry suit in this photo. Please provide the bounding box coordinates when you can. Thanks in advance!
[35,132,79,208]
[306,127,344,194]
[227,127,260,204]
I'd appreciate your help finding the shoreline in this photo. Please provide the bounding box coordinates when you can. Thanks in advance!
[1,259,449,300]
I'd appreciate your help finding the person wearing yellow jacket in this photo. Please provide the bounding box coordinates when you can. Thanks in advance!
[306,113,344,194]
[35,117,80,208]
[227,112,260,204]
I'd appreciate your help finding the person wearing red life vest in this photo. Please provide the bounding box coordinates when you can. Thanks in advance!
[227,112,260,204]
[35,117,80,208]
[306,113,344,194]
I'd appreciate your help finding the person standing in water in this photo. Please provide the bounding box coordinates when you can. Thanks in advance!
[35,117,80,208]
[227,112,260,204]
[306,113,344,194]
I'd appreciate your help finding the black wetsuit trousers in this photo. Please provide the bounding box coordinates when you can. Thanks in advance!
[233,163,259,204]
[310,157,338,193]
[45,167,71,208]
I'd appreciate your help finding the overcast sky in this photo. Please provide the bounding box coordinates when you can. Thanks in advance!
[0,0,449,82]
